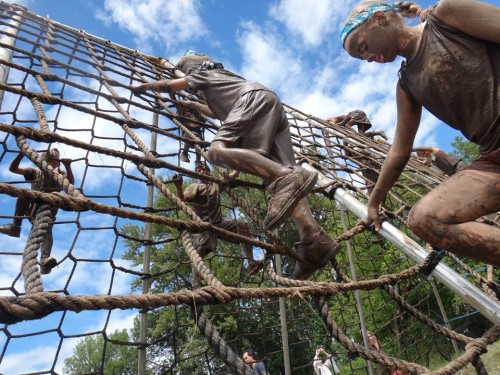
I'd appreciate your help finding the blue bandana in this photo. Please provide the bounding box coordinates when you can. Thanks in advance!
[341,3,399,47]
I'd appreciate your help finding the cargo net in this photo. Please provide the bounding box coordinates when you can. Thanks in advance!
[0,2,498,375]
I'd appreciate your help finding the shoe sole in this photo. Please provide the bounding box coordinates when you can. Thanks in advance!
[40,258,57,275]
[264,170,318,231]
[0,227,21,237]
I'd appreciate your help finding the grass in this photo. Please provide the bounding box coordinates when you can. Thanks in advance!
[426,340,500,375]
[454,340,500,375]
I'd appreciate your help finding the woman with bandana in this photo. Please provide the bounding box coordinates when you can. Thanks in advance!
[341,0,500,266]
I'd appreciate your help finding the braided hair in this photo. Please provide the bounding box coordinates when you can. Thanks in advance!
[345,1,432,24]
[393,1,432,22]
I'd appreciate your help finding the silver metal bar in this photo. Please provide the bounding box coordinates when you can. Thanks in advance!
[302,163,500,324]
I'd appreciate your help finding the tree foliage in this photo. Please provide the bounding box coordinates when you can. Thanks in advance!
[450,136,480,163]
[63,329,138,375]
[63,161,490,374]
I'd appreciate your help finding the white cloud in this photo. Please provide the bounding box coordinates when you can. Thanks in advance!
[237,21,305,96]
[0,238,23,296]
[96,0,206,53]
[0,310,138,374]
[236,20,407,143]
[0,345,59,374]
[234,0,444,149]
[269,0,352,47]
[0,0,32,6]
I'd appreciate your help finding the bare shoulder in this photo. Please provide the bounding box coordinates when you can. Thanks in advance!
[434,0,500,43]
[434,0,474,23]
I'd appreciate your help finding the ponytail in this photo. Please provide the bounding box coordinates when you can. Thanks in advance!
[393,1,432,22]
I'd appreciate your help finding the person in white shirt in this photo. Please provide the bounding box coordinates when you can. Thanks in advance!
[313,345,340,375]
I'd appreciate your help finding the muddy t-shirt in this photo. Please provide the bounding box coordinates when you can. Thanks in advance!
[434,150,468,176]
[398,13,500,154]
[176,55,270,121]
[183,182,223,224]
[24,168,62,192]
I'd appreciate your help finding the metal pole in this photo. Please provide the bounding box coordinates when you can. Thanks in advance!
[428,277,461,357]
[138,111,158,375]
[338,204,375,375]
[320,127,374,374]
[302,163,500,324]
[0,6,24,110]
[275,254,291,375]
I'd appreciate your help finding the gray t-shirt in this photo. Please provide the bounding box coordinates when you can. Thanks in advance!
[434,150,468,176]
[177,55,270,121]
[398,13,500,154]
[183,182,223,224]
[253,361,268,375]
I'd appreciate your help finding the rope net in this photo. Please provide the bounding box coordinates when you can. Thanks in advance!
[0,2,498,374]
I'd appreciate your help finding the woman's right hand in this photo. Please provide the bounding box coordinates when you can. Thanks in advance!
[357,201,382,232]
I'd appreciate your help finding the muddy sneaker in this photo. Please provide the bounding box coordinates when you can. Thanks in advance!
[0,223,21,238]
[263,167,318,231]
[40,256,57,275]
[179,152,190,163]
[292,230,340,280]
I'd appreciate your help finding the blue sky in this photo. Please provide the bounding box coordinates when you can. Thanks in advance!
[10,0,498,153]
[15,0,500,153]
[1,0,499,373]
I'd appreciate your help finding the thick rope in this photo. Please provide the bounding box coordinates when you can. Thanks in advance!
[181,231,226,292]
[191,304,253,375]
[428,324,500,375]
[1,271,462,325]
[471,357,489,375]
[21,203,54,294]
[0,183,282,254]
[315,296,428,374]
[0,6,497,375]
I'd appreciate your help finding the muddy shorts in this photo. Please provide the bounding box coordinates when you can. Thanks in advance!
[213,89,295,167]
[181,126,203,145]
[467,148,500,174]
[193,218,246,256]
[28,200,58,224]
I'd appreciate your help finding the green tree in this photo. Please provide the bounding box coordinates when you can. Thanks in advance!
[450,136,480,163]
[63,329,138,375]
[119,173,351,374]
[121,168,468,374]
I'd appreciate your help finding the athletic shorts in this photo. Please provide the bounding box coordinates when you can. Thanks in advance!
[213,89,295,167]
[467,148,500,174]
[28,201,58,224]
[181,126,203,139]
